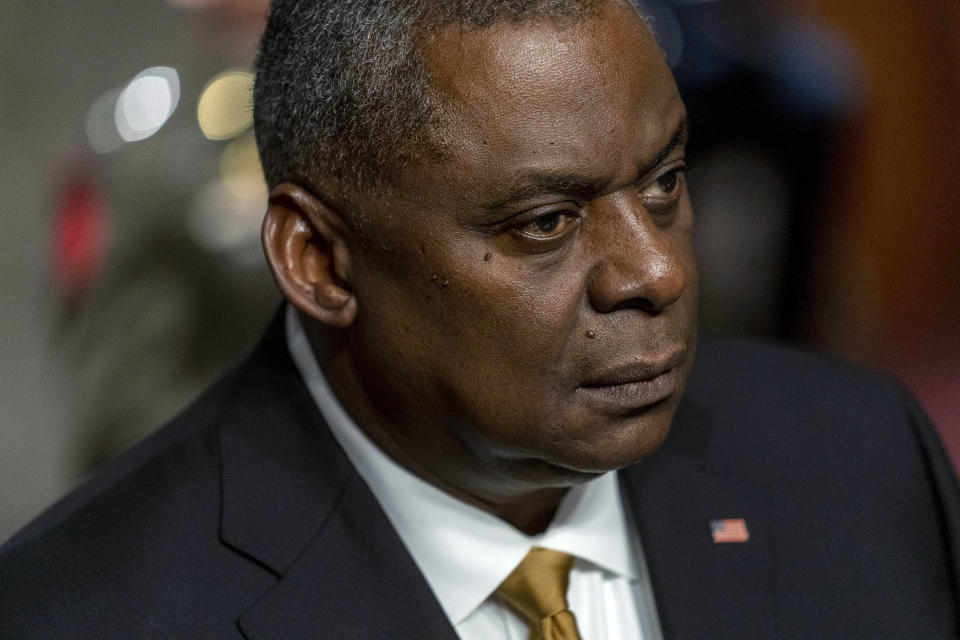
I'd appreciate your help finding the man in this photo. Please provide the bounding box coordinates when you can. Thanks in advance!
[1,1,957,638]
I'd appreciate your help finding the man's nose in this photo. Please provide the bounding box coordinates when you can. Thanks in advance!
[585,193,686,315]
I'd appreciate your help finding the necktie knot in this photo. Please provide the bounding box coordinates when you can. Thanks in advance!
[496,547,582,640]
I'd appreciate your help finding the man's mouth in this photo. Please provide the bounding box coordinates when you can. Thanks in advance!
[576,349,686,411]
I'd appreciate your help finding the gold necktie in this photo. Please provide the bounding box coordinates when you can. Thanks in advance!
[496,547,582,640]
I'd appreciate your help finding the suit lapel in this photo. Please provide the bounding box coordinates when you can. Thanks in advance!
[621,399,779,639]
[218,310,458,640]
[238,472,459,640]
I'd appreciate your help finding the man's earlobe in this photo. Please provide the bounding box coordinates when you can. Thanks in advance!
[262,183,358,328]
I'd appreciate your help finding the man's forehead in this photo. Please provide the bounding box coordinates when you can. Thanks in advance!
[406,4,681,199]
[423,3,658,111]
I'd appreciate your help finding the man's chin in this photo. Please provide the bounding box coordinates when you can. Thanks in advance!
[567,411,673,474]
[516,423,674,488]
[551,402,678,472]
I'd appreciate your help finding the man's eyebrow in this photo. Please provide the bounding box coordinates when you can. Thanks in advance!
[645,117,689,178]
[482,173,608,211]
[481,117,690,211]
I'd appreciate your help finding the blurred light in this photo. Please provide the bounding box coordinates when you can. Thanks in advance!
[86,88,125,154]
[115,67,181,143]
[219,132,266,200]
[197,70,254,141]
[52,175,111,304]
[187,131,267,252]
[767,19,864,116]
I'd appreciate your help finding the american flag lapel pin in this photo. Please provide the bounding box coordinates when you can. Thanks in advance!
[710,518,750,544]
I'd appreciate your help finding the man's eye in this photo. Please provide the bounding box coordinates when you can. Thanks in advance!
[656,171,679,195]
[642,166,685,205]
[517,211,578,240]
[535,213,562,233]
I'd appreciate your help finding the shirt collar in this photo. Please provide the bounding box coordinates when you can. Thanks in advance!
[285,306,638,624]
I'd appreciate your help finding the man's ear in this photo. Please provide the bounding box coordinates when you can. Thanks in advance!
[262,182,358,328]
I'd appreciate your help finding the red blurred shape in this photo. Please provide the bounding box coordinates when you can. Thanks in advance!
[52,176,110,305]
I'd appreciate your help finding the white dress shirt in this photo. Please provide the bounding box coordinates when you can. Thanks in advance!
[286,306,663,639]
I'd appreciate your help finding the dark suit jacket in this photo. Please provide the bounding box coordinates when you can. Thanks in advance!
[2,312,958,639]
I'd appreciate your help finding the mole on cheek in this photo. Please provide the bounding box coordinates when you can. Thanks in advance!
[484,252,492,261]
[585,330,596,339]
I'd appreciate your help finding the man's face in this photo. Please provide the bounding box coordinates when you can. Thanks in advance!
[341,4,697,490]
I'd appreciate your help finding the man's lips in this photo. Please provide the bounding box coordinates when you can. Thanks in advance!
[576,349,687,410]
[581,349,686,387]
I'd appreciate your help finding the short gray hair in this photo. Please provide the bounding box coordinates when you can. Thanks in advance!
[252,0,648,191]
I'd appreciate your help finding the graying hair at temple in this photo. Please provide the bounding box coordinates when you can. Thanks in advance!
[253,0,650,191]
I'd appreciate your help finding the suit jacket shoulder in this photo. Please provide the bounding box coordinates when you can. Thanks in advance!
[626,336,960,638]
[0,360,274,637]
[687,336,936,476]
[0,311,455,640]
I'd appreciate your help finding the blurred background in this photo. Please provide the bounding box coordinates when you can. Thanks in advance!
[1,0,958,542]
